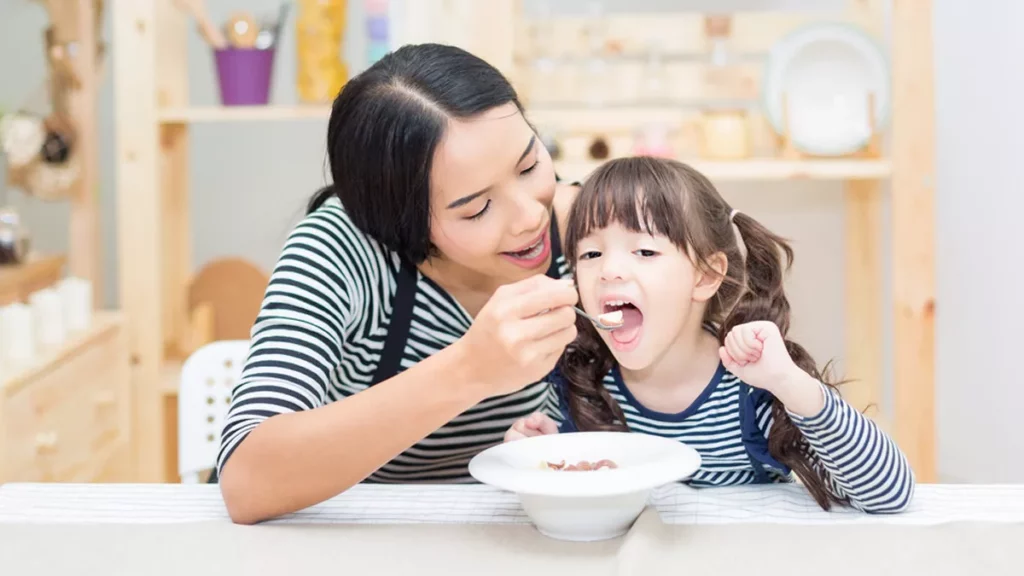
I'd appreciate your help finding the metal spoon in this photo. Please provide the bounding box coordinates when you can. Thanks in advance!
[574,306,623,331]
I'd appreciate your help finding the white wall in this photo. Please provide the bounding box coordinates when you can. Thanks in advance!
[932,0,1024,484]
[0,0,1019,482]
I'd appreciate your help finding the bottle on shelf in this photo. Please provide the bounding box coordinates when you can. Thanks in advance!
[365,0,389,66]
[295,0,348,104]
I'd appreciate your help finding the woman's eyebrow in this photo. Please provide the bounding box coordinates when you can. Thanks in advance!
[446,136,537,210]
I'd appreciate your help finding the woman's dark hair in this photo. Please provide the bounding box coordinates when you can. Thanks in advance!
[559,156,847,511]
[308,43,526,264]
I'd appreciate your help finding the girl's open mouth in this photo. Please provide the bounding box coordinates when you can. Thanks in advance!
[602,298,644,351]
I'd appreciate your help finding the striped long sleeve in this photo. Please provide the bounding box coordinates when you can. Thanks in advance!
[786,382,916,513]
[216,208,356,477]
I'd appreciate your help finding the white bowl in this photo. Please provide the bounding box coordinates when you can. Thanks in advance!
[468,431,701,541]
[761,22,890,156]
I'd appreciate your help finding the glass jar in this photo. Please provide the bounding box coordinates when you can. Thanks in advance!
[0,207,31,265]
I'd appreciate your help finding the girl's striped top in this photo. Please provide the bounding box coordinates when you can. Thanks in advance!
[216,196,570,482]
[551,363,916,513]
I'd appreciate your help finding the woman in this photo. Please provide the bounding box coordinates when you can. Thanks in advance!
[217,43,581,524]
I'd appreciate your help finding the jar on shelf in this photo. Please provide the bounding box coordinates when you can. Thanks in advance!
[0,207,31,265]
[699,108,751,160]
[295,0,348,104]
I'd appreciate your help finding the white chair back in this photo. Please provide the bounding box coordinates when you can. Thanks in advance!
[177,340,249,483]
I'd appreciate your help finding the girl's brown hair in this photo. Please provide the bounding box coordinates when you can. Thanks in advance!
[559,156,846,510]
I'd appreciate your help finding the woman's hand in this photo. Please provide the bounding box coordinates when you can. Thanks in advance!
[455,275,579,399]
[719,321,825,417]
[504,412,559,442]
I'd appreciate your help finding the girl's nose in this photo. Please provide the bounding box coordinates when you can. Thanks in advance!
[600,252,629,282]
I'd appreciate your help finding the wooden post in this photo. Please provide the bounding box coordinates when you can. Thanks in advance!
[41,0,103,305]
[843,180,883,418]
[113,0,165,482]
[69,0,102,306]
[157,1,193,365]
[891,0,937,482]
[840,0,885,422]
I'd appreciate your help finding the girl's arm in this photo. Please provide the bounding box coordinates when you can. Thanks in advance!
[771,371,917,513]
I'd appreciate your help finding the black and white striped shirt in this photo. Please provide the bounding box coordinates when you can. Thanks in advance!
[552,364,916,513]
[217,197,570,482]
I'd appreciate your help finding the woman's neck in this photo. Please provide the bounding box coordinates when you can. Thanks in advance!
[619,312,721,413]
[417,258,502,318]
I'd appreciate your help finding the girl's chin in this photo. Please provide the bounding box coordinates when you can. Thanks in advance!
[601,327,648,367]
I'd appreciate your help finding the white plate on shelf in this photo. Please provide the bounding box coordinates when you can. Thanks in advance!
[468,431,700,541]
[761,22,890,156]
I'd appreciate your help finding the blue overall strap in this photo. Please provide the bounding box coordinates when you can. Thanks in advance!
[547,367,579,433]
[739,382,790,482]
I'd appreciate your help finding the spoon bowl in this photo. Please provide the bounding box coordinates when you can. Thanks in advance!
[574,307,623,331]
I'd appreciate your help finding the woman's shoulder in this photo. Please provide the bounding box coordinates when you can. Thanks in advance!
[291,195,398,265]
[277,195,399,298]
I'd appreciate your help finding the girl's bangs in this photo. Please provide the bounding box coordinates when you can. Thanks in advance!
[570,158,689,250]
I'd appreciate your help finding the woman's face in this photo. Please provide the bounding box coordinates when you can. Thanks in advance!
[428,103,557,285]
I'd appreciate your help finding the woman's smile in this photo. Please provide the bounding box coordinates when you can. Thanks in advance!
[499,225,552,270]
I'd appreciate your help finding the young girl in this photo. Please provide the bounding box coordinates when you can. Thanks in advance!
[506,157,915,513]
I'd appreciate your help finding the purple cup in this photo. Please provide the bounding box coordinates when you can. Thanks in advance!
[214,47,277,106]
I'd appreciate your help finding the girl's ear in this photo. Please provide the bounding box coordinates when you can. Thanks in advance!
[693,251,728,302]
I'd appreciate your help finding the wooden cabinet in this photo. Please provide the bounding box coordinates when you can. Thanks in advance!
[0,312,132,482]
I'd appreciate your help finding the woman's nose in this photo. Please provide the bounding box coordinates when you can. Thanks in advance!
[509,194,547,237]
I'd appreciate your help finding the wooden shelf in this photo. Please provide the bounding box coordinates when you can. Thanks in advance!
[0,310,124,395]
[554,158,892,182]
[0,254,67,307]
[158,105,331,124]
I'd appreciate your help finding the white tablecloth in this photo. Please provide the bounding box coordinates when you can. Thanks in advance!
[1,482,1022,575]
[2,482,1022,526]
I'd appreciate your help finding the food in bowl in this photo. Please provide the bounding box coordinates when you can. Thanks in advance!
[542,459,618,471]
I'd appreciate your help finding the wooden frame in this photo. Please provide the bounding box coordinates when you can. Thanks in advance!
[110,0,936,483]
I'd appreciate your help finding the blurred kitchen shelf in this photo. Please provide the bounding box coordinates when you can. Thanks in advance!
[158,105,331,124]
[554,158,892,182]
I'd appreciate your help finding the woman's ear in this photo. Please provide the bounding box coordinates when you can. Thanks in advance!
[692,251,728,302]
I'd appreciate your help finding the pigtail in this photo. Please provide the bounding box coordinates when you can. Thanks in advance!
[559,316,630,433]
[722,211,848,511]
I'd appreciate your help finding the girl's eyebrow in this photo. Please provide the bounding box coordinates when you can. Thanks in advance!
[446,136,536,210]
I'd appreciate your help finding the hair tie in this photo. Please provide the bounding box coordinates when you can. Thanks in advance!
[728,208,747,262]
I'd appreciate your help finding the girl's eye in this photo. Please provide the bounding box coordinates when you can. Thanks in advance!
[521,159,539,175]
[578,250,601,260]
[466,199,491,221]
[636,249,658,258]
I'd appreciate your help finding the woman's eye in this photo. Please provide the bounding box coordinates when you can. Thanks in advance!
[521,159,539,175]
[636,249,658,258]
[466,200,491,221]
[578,250,601,260]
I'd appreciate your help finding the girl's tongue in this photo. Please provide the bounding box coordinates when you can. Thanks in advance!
[610,306,643,345]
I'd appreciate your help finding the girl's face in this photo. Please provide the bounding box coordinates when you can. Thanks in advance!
[427,103,557,285]
[573,220,722,371]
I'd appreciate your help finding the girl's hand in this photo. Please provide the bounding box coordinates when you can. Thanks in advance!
[455,275,579,399]
[504,412,559,443]
[719,321,799,392]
